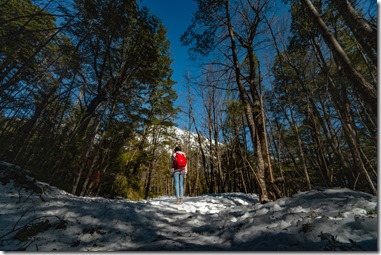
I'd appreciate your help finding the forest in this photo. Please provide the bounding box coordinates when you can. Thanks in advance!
[0,0,377,203]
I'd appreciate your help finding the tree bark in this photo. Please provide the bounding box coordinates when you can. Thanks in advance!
[309,36,376,195]
[249,60,283,199]
[300,0,377,117]
[331,0,377,66]
[224,1,270,203]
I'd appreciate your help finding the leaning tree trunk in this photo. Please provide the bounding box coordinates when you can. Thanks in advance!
[338,86,377,195]
[310,36,377,195]
[331,0,377,67]
[300,0,377,118]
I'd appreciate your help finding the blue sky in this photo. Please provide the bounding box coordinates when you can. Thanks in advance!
[140,0,198,127]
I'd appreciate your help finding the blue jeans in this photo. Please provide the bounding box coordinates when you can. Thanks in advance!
[173,172,184,198]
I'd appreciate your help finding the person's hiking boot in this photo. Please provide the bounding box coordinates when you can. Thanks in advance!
[175,198,180,204]
[179,198,183,204]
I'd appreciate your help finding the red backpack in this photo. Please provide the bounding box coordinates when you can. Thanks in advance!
[173,152,187,169]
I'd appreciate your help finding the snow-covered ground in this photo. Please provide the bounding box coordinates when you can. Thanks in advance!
[0,161,377,251]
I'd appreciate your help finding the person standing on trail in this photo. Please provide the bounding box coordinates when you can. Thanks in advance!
[170,146,187,204]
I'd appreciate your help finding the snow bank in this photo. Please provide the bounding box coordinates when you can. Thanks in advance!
[0,161,377,251]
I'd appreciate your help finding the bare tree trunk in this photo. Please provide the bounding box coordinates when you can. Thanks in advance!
[249,62,283,199]
[267,25,312,191]
[310,38,352,170]
[308,105,331,185]
[192,114,209,190]
[71,150,88,195]
[300,0,377,117]
[331,0,377,66]
[338,87,377,195]
[270,120,286,196]
[286,98,312,190]
[144,159,155,199]
[224,1,270,203]
[79,151,99,196]
[71,118,101,195]
[309,36,376,195]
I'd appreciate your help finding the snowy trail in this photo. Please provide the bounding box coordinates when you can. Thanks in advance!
[0,162,377,251]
